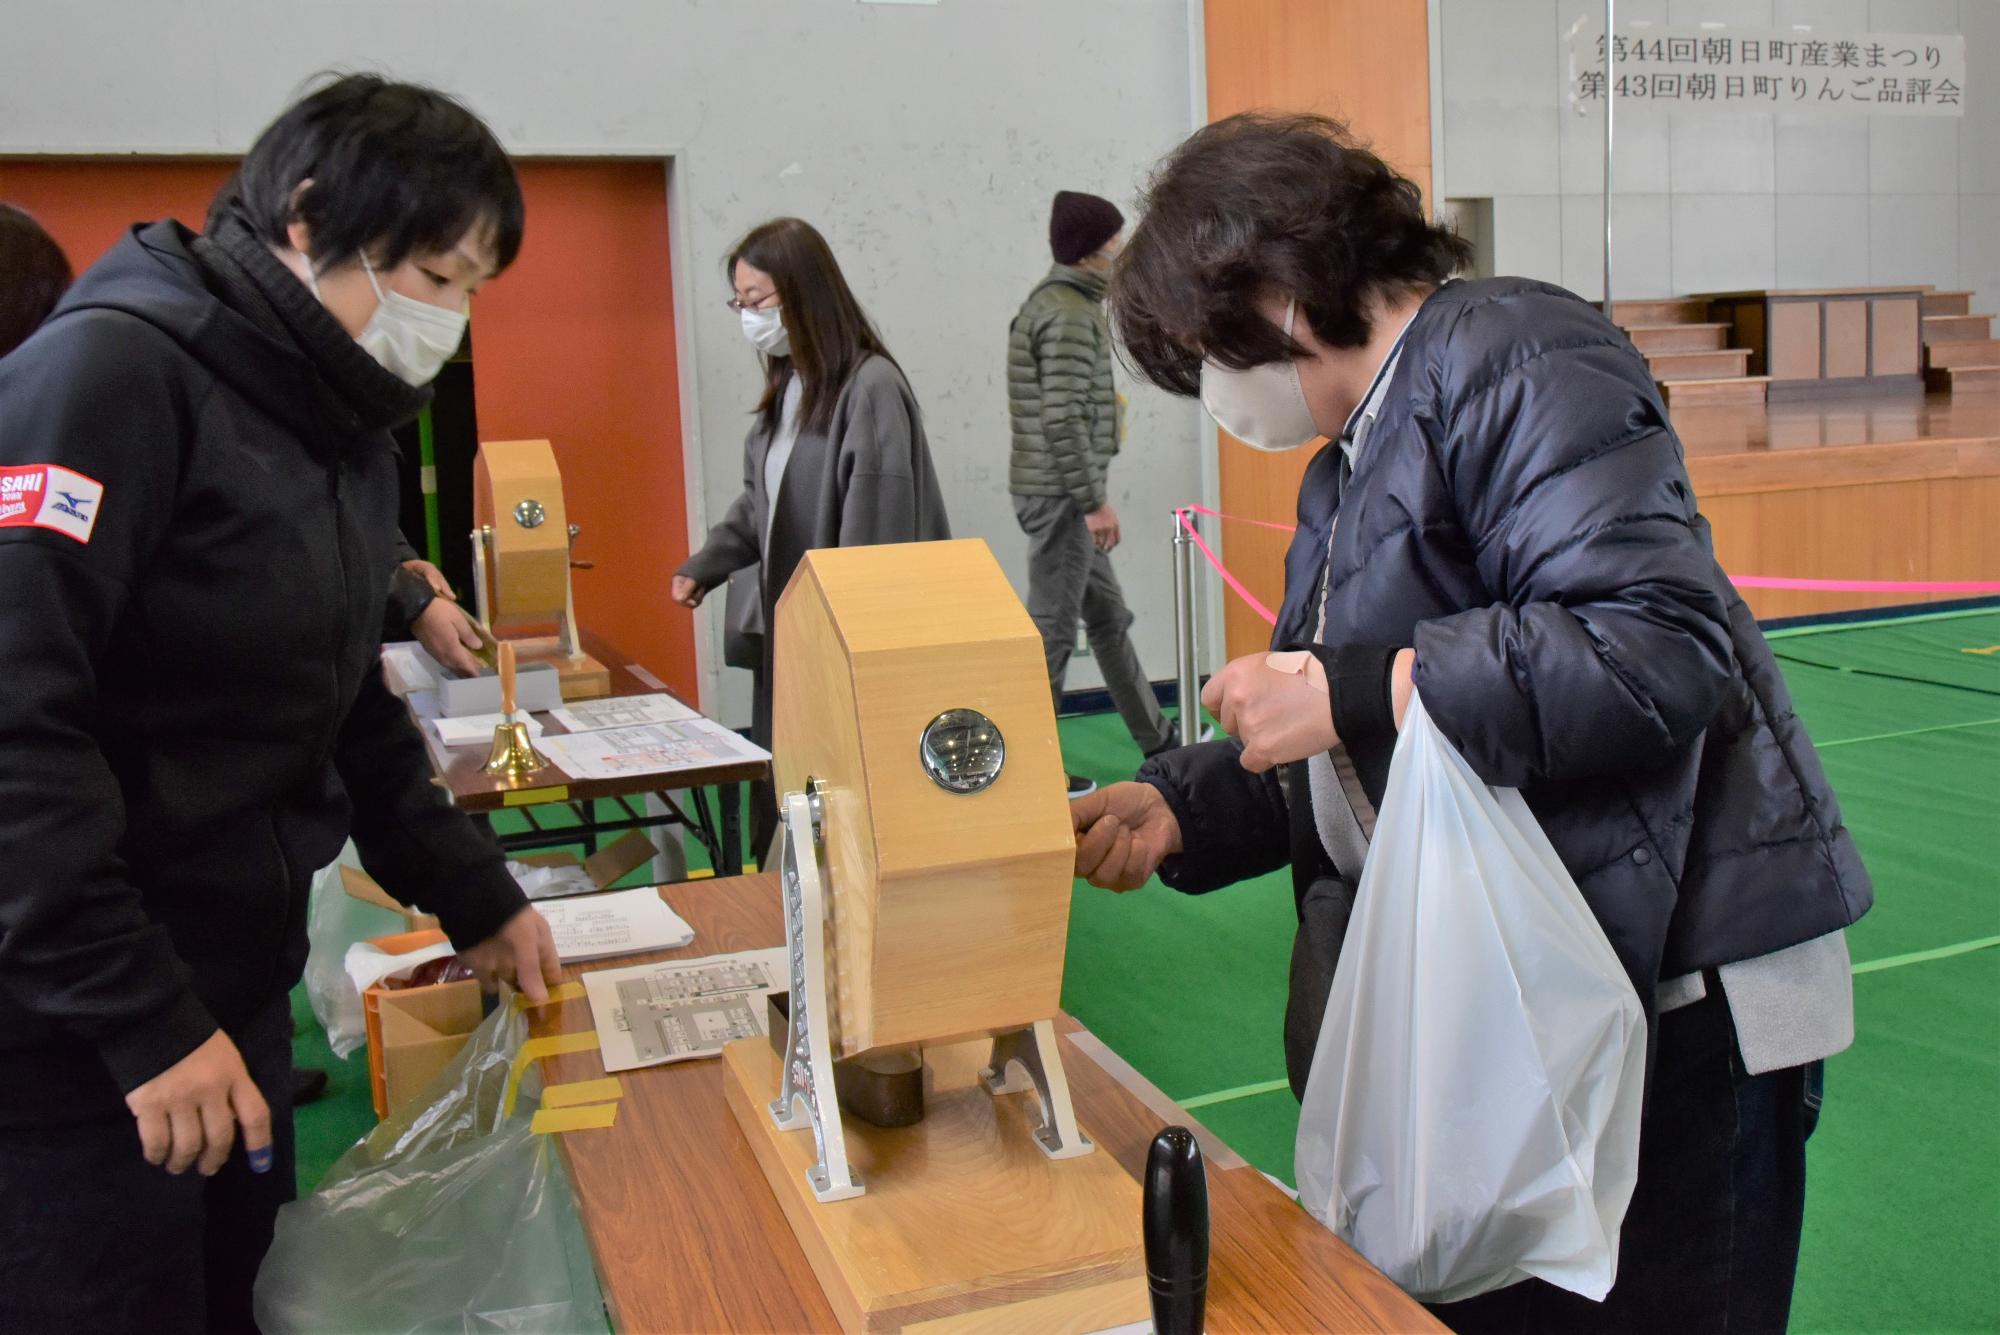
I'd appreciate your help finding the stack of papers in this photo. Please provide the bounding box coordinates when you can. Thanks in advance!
[550,694,700,732]
[533,888,695,963]
[582,948,787,1071]
[535,719,770,782]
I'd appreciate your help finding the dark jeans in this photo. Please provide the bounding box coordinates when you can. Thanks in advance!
[1013,494,1171,753]
[0,994,298,1334]
[1431,986,1822,1335]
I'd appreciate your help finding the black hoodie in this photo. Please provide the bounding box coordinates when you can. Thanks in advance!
[0,220,525,1127]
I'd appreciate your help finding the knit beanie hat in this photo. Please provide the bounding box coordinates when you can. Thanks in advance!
[1049,190,1125,265]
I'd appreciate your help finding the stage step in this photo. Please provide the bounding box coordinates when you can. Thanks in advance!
[1923,313,1993,342]
[1661,375,1770,407]
[1927,364,2000,393]
[1925,338,2000,370]
[1626,322,1731,353]
[1647,348,1752,379]
[1922,290,1973,317]
[1613,298,1710,326]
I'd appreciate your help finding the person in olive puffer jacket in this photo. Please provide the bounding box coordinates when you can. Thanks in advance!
[1009,191,1174,795]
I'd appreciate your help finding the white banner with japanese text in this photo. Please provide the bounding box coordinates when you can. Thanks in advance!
[1566,25,1966,116]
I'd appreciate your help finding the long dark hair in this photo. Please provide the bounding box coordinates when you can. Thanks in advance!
[727,218,894,436]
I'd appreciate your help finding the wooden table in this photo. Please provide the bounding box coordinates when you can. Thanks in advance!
[526,874,1442,1334]
[402,629,768,876]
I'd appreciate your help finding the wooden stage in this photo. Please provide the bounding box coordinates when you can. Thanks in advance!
[1214,387,2000,656]
[1676,389,2000,621]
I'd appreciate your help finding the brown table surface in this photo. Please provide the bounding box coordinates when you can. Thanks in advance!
[411,629,768,812]
[526,873,1442,1334]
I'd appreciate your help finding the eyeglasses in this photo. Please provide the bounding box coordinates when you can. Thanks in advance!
[726,293,780,313]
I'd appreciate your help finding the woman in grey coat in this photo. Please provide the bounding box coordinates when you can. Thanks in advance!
[674,218,950,855]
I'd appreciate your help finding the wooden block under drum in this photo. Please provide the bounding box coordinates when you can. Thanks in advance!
[723,1037,1147,1334]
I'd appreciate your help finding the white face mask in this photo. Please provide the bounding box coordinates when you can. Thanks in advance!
[1198,299,1322,452]
[740,304,790,357]
[311,253,468,386]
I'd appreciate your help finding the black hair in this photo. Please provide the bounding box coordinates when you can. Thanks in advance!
[1110,112,1470,396]
[0,202,72,359]
[209,72,524,274]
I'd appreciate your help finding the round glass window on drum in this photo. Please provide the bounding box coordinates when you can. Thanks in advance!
[919,709,1006,794]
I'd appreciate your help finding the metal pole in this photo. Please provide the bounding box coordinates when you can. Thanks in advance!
[1171,511,1200,748]
[1603,0,1616,320]
[417,403,442,565]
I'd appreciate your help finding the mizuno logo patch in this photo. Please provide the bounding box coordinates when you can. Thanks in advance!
[0,465,105,544]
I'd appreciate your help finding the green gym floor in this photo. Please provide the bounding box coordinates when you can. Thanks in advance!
[291,605,2000,1334]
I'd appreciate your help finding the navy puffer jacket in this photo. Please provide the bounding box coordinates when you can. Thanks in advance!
[1141,278,1870,1086]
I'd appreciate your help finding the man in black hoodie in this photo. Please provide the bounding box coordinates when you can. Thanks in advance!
[0,76,559,1333]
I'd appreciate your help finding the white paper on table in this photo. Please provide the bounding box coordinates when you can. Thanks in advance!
[535,718,770,782]
[582,947,787,1072]
[432,712,546,748]
[549,694,700,732]
[533,888,694,963]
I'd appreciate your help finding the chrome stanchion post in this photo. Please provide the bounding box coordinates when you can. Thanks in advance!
[1171,509,1200,747]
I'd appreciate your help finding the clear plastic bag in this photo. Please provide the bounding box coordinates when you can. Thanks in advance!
[1294,692,1647,1304]
[305,841,403,1058]
[254,998,607,1333]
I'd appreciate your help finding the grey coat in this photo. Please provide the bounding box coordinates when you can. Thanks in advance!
[679,354,951,675]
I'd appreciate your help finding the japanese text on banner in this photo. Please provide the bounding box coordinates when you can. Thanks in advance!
[1566,26,1966,116]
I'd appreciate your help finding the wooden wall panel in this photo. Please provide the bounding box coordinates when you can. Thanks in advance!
[1872,297,1922,376]
[1824,302,1867,379]
[1927,476,2000,594]
[1699,476,2000,621]
[1769,301,1821,381]
[1203,0,1434,657]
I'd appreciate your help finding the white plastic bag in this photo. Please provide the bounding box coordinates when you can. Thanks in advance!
[304,842,403,1058]
[1294,691,1646,1304]
[255,998,606,1334]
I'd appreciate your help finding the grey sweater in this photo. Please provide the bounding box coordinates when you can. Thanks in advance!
[679,355,951,650]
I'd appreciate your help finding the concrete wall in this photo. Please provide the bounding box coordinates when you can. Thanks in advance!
[0,0,1207,724]
[1437,0,1997,316]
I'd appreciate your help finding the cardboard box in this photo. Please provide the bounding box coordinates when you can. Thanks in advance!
[340,865,441,933]
[340,829,657,932]
[510,829,659,891]
[375,977,484,1119]
[361,929,478,1119]
[352,835,655,1120]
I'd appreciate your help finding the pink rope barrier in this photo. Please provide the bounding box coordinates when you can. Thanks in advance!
[1172,505,2000,624]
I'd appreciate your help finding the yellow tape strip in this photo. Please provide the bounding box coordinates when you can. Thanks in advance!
[531,1102,619,1134]
[512,980,586,1010]
[503,1030,600,1118]
[503,785,570,807]
[540,1076,623,1109]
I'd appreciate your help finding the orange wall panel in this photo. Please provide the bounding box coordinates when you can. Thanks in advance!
[1200,0,1434,657]
[468,160,693,697]
[0,157,235,271]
